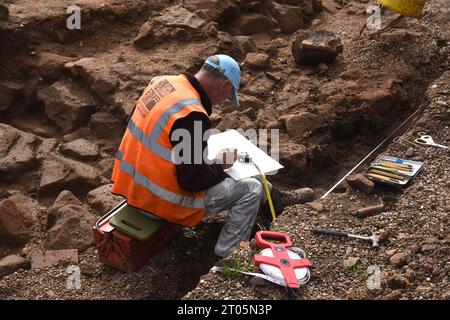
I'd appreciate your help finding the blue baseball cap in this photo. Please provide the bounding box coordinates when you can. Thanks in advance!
[204,54,241,106]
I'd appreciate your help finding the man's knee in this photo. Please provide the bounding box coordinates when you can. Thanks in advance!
[243,178,263,199]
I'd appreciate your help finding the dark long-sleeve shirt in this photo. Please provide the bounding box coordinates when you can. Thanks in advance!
[169,73,227,192]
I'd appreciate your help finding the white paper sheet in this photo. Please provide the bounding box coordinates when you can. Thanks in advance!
[207,130,283,180]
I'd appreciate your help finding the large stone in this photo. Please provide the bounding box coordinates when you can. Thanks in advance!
[6,191,41,223]
[89,112,124,140]
[59,138,99,161]
[356,79,398,116]
[285,112,324,137]
[216,111,253,131]
[65,58,119,100]
[46,191,96,251]
[156,5,207,30]
[0,255,31,277]
[38,80,97,134]
[279,142,308,174]
[389,252,409,268]
[0,199,31,244]
[35,138,59,161]
[0,124,39,179]
[271,2,305,33]
[182,0,240,23]
[39,155,101,196]
[321,0,337,13]
[345,174,374,194]
[133,22,155,49]
[0,81,23,112]
[239,94,265,110]
[231,13,274,35]
[292,30,343,66]
[34,52,72,80]
[244,52,269,70]
[255,107,280,129]
[87,184,123,213]
[216,32,257,60]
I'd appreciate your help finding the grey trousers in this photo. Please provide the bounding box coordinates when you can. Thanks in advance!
[203,177,265,258]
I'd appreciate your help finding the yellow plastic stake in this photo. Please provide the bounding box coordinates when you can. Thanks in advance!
[377,0,427,18]
[251,161,276,221]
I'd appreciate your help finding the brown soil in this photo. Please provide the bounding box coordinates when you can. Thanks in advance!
[0,0,448,300]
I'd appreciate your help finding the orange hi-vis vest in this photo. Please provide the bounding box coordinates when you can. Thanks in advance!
[111,75,208,227]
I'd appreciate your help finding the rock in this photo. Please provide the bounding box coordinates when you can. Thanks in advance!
[285,112,324,137]
[382,289,402,300]
[59,139,99,161]
[34,52,72,80]
[445,180,450,188]
[133,22,155,49]
[156,5,207,30]
[0,199,31,244]
[255,107,279,129]
[340,67,363,80]
[343,257,360,269]
[244,52,269,70]
[355,79,397,115]
[0,255,31,277]
[405,148,415,158]
[89,112,124,140]
[388,274,410,289]
[239,94,264,110]
[312,18,322,26]
[389,252,409,268]
[0,81,23,112]
[279,142,308,174]
[46,191,96,251]
[292,30,343,66]
[271,2,305,33]
[345,174,374,194]
[65,58,119,100]
[0,124,39,179]
[241,73,274,98]
[231,13,274,35]
[62,127,91,143]
[421,244,437,253]
[87,184,123,213]
[98,157,115,181]
[6,192,41,223]
[296,188,314,203]
[318,63,328,74]
[182,0,240,23]
[321,0,337,13]
[0,4,9,20]
[216,111,253,131]
[38,80,96,134]
[251,276,268,287]
[306,201,324,212]
[30,249,78,269]
[38,155,101,196]
[36,138,59,160]
[233,35,257,57]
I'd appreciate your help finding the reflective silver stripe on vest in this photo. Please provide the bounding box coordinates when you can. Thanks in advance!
[127,98,201,162]
[115,152,205,209]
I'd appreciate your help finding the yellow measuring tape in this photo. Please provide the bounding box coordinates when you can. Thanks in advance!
[251,161,277,221]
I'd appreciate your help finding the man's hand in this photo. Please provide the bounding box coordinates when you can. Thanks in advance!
[215,148,237,170]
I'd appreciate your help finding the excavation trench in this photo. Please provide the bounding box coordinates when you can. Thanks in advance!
[0,0,448,300]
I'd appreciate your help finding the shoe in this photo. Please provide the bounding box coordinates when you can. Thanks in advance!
[269,187,315,213]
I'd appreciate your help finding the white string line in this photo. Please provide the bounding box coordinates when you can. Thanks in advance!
[321,106,424,199]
